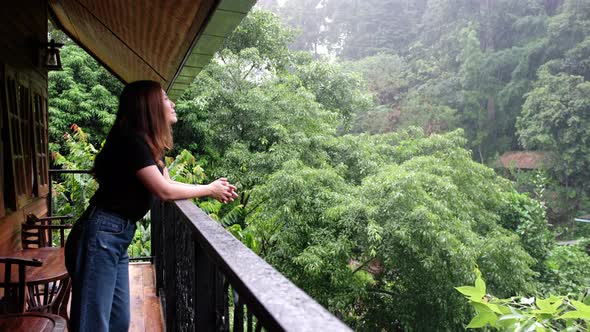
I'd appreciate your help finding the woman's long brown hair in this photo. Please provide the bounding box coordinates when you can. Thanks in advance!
[108,80,172,166]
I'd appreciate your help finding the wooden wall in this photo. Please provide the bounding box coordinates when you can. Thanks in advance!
[0,0,49,253]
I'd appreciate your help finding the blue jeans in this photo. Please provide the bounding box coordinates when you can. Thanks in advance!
[65,206,137,332]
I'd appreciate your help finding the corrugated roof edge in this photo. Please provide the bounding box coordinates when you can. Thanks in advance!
[167,0,257,101]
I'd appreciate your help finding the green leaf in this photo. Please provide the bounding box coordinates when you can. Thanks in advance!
[570,300,590,313]
[455,286,485,301]
[472,301,502,314]
[474,275,486,294]
[559,311,590,320]
[466,311,497,328]
[535,297,563,314]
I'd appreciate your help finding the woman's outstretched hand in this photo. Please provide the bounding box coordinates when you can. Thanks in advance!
[207,178,238,203]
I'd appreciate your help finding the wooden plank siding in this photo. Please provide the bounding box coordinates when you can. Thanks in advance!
[49,0,218,89]
[0,0,49,254]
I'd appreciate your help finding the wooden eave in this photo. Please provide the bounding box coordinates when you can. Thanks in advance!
[49,0,256,101]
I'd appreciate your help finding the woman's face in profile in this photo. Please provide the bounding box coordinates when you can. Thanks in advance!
[161,89,177,124]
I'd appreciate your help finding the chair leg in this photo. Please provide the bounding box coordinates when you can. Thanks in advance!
[58,278,71,322]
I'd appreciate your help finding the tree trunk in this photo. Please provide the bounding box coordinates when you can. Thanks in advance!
[487,95,497,144]
[479,0,495,52]
[487,96,496,122]
[544,0,562,15]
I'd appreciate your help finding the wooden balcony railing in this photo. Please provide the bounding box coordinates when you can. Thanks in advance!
[152,199,352,332]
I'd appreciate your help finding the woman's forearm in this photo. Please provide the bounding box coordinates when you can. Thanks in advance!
[137,165,237,203]
[159,182,212,201]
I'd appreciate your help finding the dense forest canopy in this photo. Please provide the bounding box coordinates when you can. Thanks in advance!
[49,0,590,330]
[258,0,590,224]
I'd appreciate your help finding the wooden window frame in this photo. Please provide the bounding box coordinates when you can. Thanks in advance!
[32,90,49,197]
[2,65,28,211]
[20,83,35,199]
[0,64,4,217]
[1,64,48,212]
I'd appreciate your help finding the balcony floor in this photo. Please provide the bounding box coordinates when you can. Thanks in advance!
[129,262,164,332]
[66,262,162,331]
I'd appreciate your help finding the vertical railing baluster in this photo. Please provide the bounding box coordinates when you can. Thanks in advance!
[247,309,253,332]
[152,201,162,296]
[194,235,216,331]
[233,290,244,332]
[48,171,53,217]
[164,202,177,331]
[220,278,229,331]
[255,319,263,332]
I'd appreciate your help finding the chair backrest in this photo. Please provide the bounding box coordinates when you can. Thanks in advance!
[26,272,71,318]
[22,214,73,248]
[0,257,42,314]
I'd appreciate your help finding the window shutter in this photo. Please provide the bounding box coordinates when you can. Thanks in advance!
[3,66,29,209]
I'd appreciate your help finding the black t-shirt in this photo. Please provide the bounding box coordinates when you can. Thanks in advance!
[90,130,162,221]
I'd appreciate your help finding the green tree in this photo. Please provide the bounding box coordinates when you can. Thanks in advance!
[517,67,590,198]
[49,42,122,148]
[248,129,546,331]
[540,243,590,295]
[323,0,428,59]
[173,10,373,229]
[346,53,410,106]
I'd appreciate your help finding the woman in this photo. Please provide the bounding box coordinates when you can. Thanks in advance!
[64,80,238,332]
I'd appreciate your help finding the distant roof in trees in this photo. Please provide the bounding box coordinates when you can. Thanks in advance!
[49,0,256,101]
[497,151,552,169]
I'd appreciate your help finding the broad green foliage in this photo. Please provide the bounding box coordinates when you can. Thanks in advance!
[164,149,249,231]
[128,219,151,258]
[51,126,98,219]
[539,243,590,296]
[49,41,122,149]
[497,191,553,270]
[457,268,590,331]
[166,149,206,186]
